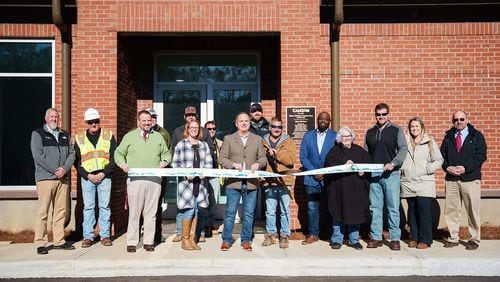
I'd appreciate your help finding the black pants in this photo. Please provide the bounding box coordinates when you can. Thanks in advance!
[407,196,433,245]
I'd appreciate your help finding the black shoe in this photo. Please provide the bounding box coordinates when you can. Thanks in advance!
[330,242,342,249]
[349,243,363,250]
[53,242,75,250]
[443,241,459,248]
[127,245,136,253]
[465,240,479,250]
[37,246,48,255]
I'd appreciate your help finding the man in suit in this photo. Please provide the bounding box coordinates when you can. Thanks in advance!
[218,112,267,251]
[299,112,337,245]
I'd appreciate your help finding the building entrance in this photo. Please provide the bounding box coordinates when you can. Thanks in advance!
[153,53,260,217]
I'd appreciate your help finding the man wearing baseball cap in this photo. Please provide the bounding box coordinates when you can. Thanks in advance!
[74,108,117,248]
[249,103,270,137]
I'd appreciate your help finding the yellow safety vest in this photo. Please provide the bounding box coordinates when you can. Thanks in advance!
[76,129,112,172]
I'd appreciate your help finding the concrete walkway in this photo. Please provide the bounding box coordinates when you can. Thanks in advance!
[1,231,500,278]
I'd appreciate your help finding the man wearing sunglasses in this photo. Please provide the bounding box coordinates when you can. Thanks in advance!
[261,117,296,248]
[440,111,487,250]
[364,103,407,251]
[74,108,117,248]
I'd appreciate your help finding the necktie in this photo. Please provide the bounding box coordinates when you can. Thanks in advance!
[456,132,462,153]
[143,131,147,141]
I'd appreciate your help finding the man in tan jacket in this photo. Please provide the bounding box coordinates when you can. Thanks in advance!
[261,117,296,248]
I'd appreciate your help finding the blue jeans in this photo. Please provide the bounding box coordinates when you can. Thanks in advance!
[264,186,291,236]
[369,171,401,241]
[331,217,360,245]
[175,209,184,235]
[222,184,257,244]
[81,177,111,240]
[180,206,198,219]
[305,184,322,237]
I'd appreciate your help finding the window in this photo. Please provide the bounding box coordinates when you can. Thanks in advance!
[0,40,54,188]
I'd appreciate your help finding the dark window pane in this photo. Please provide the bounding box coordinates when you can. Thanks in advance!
[158,55,256,83]
[0,43,52,73]
[0,77,51,185]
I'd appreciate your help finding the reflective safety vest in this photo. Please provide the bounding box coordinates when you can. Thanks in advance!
[76,129,112,173]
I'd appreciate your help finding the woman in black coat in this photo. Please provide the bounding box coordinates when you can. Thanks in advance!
[324,126,371,250]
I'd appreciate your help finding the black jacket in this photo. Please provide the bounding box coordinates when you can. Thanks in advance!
[440,124,487,181]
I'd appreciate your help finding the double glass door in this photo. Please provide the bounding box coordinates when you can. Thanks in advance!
[154,54,260,210]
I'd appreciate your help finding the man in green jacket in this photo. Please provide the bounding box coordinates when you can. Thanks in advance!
[115,110,171,253]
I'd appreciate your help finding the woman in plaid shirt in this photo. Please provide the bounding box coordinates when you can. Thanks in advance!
[172,120,213,251]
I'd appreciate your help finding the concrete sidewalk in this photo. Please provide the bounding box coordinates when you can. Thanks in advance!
[1,231,500,278]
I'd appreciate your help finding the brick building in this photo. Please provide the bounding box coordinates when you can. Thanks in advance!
[0,1,499,237]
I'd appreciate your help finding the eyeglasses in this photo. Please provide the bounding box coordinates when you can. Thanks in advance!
[453,118,465,122]
[87,119,100,125]
[270,125,283,129]
[185,113,198,117]
[376,112,388,117]
[341,135,352,138]
[206,127,217,131]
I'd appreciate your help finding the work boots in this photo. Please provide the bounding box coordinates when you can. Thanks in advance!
[279,234,289,249]
[262,233,278,246]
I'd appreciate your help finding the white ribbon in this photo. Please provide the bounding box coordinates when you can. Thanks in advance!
[128,163,383,178]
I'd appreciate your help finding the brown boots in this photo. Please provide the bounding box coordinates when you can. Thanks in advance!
[181,217,201,251]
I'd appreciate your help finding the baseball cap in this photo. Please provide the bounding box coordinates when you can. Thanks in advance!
[84,108,101,121]
[184,106,197,115]
[146,108,157,117]
[250,103,263,113]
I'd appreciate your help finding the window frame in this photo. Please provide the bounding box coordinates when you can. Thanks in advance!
[0,39,55,193]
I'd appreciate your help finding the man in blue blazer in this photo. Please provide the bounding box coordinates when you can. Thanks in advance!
[299,112,337,244]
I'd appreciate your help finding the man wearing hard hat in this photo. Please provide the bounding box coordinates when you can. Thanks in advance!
[74,108,117,248]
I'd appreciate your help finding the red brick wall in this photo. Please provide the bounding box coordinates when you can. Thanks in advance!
[3,2,499,235]
[331,23,499,192]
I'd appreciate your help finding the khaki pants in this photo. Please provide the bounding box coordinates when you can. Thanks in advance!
[126,177,161,246]
[34,179,69,246]
[444,180,481,243]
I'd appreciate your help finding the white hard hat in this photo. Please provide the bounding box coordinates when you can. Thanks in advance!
[84,108,101,121]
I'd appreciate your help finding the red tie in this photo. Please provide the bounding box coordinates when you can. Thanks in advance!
[143,131,147,141]
[456,132,462,153]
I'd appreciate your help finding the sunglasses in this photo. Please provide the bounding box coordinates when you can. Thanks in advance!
[376,113,388,117]
[453,118,465,122]
[185,113,198,117]
[206,127,217,131]
[271,125,283,129]
[87,119,100,125]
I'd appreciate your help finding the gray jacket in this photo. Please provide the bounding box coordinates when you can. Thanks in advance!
[31,125,75,182]
[400,133,443,198]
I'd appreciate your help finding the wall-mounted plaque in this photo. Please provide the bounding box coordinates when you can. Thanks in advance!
[286,107,315,145]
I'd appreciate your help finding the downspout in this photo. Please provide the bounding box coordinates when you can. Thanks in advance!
[330,0,343,131]
[52,0,72,132]
[52,0,72,227]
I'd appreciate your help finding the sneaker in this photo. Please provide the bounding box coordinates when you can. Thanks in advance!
[349,242,363,250]
[330,242,342,249]
[81,239,92,248]
[279,235,289,249]
[101,237,113,246]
